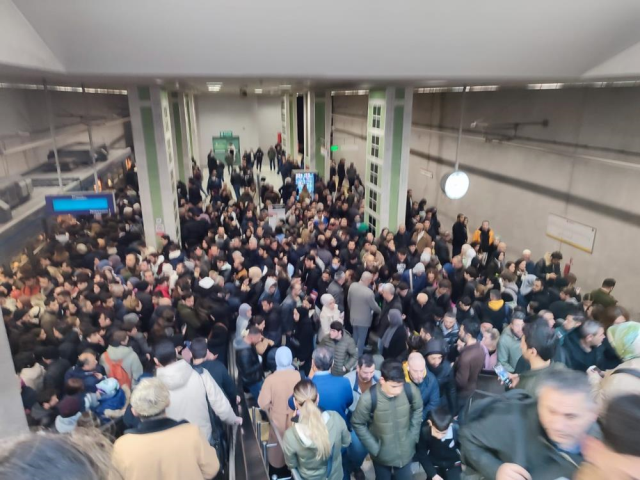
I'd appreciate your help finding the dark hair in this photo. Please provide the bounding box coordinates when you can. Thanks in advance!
[109,330,128,347]
[357,354,375,369]
[550,251,563,260]
[380,359,405,383]
[523,318,558,361]
[190,337,209,360]
[461,320,480,339]
[602,394,640,456]
[429,405,454,431]
[602,278,616,288]
[406,335,425,353]
[438,279,451,290]
[65,377,85,396]
[329,321,343,332]
[465,266,478,279]
[153,339,177,366]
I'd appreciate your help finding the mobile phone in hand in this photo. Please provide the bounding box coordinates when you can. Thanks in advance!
[494,364,512,388]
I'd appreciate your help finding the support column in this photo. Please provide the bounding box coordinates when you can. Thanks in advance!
[0,309,29,439]
[304,92,331,179]
[304,92,315,170]
[186,93,200,164]
[364,87,413,235]
[128,86,181,248]
[169,92,191,183]
[283,93,298,160]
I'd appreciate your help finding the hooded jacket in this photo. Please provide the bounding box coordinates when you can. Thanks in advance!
[426,347,457,415]
[155,359,237,440]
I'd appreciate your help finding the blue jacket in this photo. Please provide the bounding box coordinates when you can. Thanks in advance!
[93,388,127,424]
[411,370,441,421]
[288,371,353,422]
[401,270,427,294]
[64,365,106,393]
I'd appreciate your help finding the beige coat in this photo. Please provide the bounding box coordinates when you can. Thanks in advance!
[412,231,432,255]
[112,420,219,480]
[592,357,640,407]
[257,369,301,468]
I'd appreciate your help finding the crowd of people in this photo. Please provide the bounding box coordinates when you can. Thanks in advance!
[1,143,639,480]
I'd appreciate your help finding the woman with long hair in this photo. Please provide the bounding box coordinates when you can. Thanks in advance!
[282,380,350,480]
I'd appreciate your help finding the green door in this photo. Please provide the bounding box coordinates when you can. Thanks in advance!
[212,136,241,166]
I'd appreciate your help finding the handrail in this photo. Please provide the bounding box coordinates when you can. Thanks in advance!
[228,336,270,480]
[252,406,302,480]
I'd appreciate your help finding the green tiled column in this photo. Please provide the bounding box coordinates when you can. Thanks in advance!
[364,87,413,235]
[304,91,331,179]
[128,86,181,247]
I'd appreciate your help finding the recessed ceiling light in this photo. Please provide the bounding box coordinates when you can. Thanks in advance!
[254,89,263,94]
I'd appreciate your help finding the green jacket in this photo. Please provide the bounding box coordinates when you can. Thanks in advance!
[177,303,202,340]
[282,411,350,480]
[589,288,616,308]
[320,331,358,377]
[460,390,599,480]
[497,327,522,373]
[516,362,568,397]
[351,383,423,468]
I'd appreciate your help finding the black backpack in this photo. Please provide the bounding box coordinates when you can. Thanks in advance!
[369,382,414,420]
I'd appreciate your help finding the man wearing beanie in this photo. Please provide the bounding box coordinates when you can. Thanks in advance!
[112,378,220,480]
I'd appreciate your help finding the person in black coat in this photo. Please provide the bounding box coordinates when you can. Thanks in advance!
[300,255,321,294]
[255,147,264,171]
[434,233,452,266]
[425,339,457,414]
[38,346,71,396]
[207,150,218,177]
[407,293,435,332]
[261,298,283,346]
[451,214,468,257]
[337,159,346,188]
[191,338,238,412]
[381,309,407,360]
[233,327,264,398]
[292,303,317,376]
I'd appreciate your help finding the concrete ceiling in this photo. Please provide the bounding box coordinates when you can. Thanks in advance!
[4,0,640,88]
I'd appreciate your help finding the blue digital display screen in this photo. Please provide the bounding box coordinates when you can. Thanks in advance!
[295,171,316,200]
[52,197,109,212]
[45,192,115,216]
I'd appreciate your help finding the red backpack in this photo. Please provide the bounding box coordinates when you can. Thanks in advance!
[102,351,132,388]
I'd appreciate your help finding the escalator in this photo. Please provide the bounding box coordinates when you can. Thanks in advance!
[227,339,301,480]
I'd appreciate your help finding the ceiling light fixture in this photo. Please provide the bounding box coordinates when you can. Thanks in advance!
[207,82,222,92]
[254,89,263,94]
[279,85,291,89]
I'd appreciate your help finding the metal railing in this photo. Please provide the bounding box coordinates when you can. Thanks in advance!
[251,406,302,480]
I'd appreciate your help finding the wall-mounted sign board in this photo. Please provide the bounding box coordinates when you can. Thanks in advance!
[546,213,596,254]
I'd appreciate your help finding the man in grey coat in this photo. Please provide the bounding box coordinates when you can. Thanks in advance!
[348,271,381,356]
[328,270,346,312]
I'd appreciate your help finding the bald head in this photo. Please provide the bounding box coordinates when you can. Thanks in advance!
[407,352,426,383]
[417,292,428,305]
